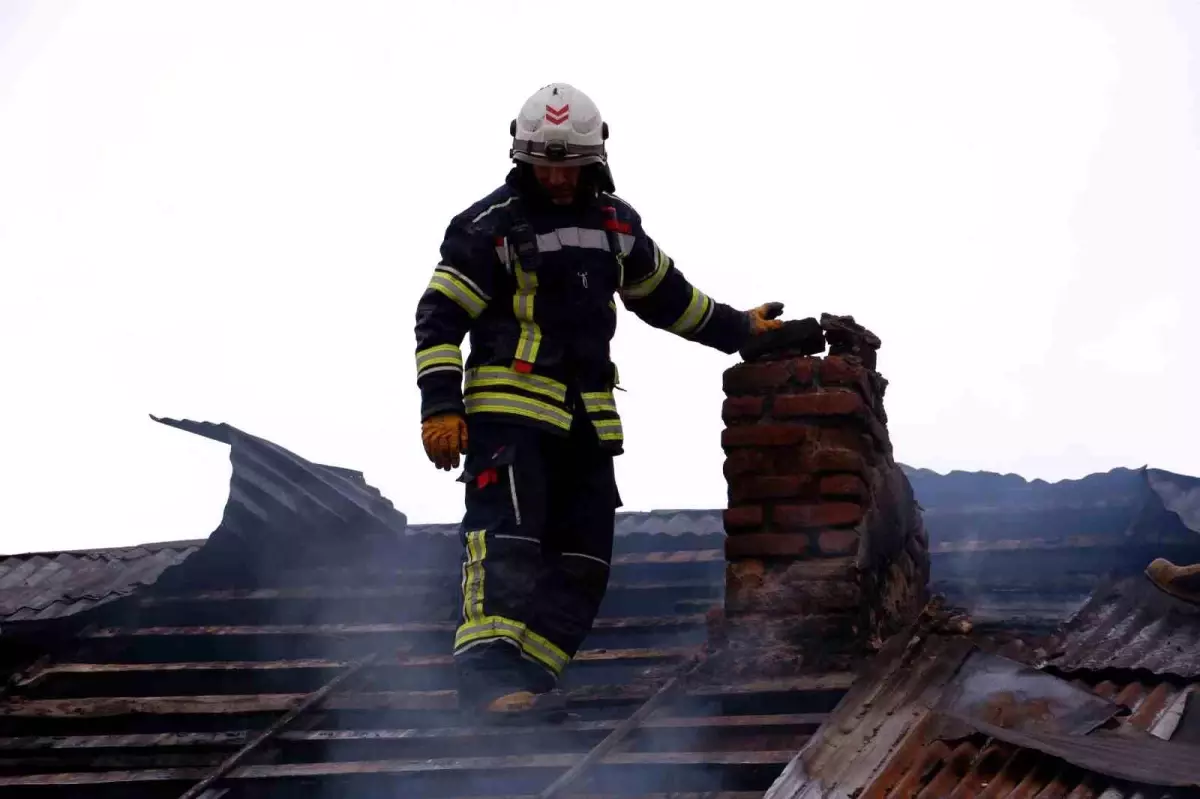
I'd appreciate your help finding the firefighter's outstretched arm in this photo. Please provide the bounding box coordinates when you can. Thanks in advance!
[617,224,784,353]
[414,216,497,470]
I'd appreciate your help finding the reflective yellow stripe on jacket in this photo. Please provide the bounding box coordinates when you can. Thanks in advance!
[581,390,623,444]
[427,265,489,318]
[463,366,572,432]
[512,261,542,363]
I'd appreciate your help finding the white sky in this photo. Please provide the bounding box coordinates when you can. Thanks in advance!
[1,1,1197,553]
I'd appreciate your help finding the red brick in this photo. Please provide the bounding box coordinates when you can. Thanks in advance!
[722,361,793,395]
[773,390,865,419]
[725,533,811,559]
[774,502,864,530]
[722,395,765,423]
[723,449,771,479]
[807,426,867,452]
[792,357,817,386]
[723,505,764,531]
[818,355,869,389]
[811,449,868,475]
[818,528,860,555]
[721,424,807,449]
[728,475,812,503]
[820,474,869,500]
[772,446,810,476]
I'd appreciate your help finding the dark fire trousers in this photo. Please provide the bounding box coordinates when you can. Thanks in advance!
[452,413,620,708]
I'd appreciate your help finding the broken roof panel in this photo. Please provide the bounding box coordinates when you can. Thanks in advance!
[764,605,1200,799]
[1043,571,1200,679]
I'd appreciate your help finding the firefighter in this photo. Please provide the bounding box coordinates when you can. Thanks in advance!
[414,83,786,717]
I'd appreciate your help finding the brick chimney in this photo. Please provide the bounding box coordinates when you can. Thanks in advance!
[712,315,930,675]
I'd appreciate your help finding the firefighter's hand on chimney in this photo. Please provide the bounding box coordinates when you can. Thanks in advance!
[747,302,785,335]
[421,413,468,471]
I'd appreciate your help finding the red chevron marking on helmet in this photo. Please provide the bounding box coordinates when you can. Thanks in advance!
[545,104,570,125]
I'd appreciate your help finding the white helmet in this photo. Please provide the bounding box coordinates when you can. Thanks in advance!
[509,83,609,167]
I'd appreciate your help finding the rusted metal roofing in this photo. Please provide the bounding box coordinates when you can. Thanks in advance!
[0,540,200,624]
[1043,571,1200,679]
[763,604,1200,798]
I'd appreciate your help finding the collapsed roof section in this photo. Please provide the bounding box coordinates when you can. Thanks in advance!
[764,596,1200,798]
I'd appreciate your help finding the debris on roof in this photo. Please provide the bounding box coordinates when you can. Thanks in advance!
[1044,568,1200,679]
[763,600,1200,798]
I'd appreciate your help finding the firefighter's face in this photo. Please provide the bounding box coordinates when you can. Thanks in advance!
[533,164,581,204]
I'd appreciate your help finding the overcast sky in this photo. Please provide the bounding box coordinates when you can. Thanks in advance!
[2,1,1197,553]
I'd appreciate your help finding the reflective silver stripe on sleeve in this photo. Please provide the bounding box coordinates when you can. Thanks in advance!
[427,267,488,318]
[415,344,464,378]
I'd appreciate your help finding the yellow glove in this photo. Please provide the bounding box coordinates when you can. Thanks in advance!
[421,413,468,471]
[747,302,785,335]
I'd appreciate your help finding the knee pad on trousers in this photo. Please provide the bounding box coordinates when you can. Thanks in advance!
[558,553,611,607]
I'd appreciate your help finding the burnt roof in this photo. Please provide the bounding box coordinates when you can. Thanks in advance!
[1043,571,1200,679]
[0,419,726,632]
[764,605,1200,798]
[0,419,844,797]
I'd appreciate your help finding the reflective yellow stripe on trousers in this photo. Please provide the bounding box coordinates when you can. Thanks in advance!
[455,530,569,676]
[512,261,542,363]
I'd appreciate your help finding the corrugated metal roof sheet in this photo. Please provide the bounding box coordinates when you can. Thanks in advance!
[151,415,411,543]
[0,541,200,624]
[407,509,726,539]
[0,414,419,630]
[1044,572,1200,679]
[1148,467,1200,535]
[763,604,1200,799]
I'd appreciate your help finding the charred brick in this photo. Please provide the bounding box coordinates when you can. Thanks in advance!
[721,423,807,449]
[723,448,771,479]
[811,449,869,476]
[729,475,815,503]
[818,528,861,556]
[723,505,764,531]
[774,502,865,530]
[722,361,792,395]
[820,474,869,500]
[722,395,765,423]
[725,533,811,559]
[773,390,865,419]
